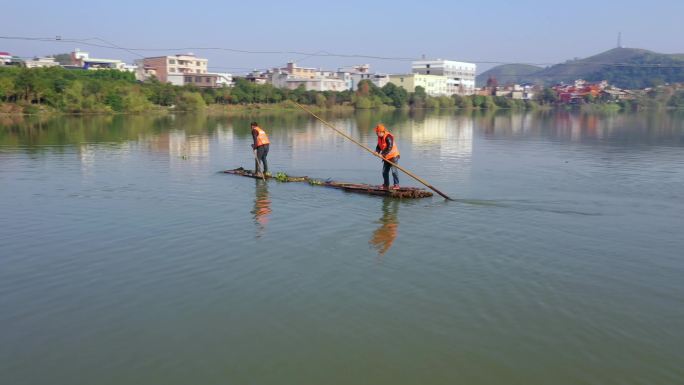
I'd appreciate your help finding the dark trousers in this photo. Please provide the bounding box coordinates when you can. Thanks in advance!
[382,156,399,187]
[255,144,269,173]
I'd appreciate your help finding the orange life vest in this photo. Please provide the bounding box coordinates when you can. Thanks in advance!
[377,131,400,160]
[253,126,270,147]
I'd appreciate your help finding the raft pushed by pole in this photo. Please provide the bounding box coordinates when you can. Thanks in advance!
[222,168,433,199]
[318,180,433,199]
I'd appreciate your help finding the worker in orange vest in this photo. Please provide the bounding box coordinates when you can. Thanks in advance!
[251,121,270,177]
[374,124,400,189]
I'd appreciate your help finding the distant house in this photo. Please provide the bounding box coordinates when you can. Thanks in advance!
[600,88,634,101]
[142,53,211,86]
[269,62,351,92]
[388,73,448,96]
[133,59,157,82]
[213,73,233,87]
[245,71,270,85]
[271,70,349,92]
[0,52,12,65]
[24,57,60,68]
[553,79,606,103]
[71,49,125,70]
[339,65,390,90]
[411,59,477,95]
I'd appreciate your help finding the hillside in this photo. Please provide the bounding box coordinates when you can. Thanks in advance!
[476,64,542,86]
[478,48,684,89]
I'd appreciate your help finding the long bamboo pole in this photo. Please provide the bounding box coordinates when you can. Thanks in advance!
[293,102,453,201]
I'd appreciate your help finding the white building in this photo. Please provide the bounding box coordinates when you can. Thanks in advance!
[211,72,233,87]
[411,59,477,95]
[269,62,349,92]
[0,51,12,65]
[339,64,390,90]
[351,73,390,90]
[71,49,125,70]
[24,57,60,68]
[271,70,349,92]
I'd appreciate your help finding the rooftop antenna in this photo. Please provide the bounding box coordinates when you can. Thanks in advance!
[617,32,622,48]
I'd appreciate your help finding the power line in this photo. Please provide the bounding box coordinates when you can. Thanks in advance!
[2,35,684,70]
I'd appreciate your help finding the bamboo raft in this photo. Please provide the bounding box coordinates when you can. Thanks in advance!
[222,168,433,199]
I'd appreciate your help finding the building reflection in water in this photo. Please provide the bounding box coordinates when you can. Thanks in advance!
[251,180,272,238]
[476,111,629,143]
[406,114,474,180]
[369,198,399,257]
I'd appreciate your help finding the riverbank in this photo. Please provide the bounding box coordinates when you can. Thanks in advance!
[3,67,682,117]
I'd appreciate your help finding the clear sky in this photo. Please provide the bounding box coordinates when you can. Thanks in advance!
[3,0,683,74]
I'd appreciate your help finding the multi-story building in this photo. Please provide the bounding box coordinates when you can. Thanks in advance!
[271,71,349,92]
[280,62,317,78]
[170,73,220,88]
[142,53,208,83]
[270,62,350,92]
[411,59,476,95]
[388,73,448,96]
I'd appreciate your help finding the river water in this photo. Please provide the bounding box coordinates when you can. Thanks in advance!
[1,110,683,384]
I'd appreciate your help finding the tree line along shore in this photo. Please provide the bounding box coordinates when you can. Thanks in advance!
[1,67,683,115]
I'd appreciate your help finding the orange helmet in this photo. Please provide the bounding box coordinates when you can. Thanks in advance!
[375,124,386,133]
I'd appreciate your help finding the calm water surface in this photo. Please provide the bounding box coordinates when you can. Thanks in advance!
[1,110,683,384]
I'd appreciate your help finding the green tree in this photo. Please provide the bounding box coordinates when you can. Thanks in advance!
[315,93,327,108]
[175,92,206,111]
[0,77,14,101]
[425,97,440,109]
[381,82,408,108]
[62,81,86,112]
[355,96,373,109]
[536,88,558,104]
[410,86,427,108]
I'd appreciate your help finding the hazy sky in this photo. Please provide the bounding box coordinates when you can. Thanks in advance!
[3,0,683,74]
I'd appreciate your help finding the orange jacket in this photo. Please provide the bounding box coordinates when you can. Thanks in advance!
[253,126,270,147]
[377,131,400,160]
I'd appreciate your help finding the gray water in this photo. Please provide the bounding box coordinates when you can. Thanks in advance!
[1,110,683,385]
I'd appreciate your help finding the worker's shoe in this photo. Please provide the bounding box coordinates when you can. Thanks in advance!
[381,184,390,190]
[391,184,400,190]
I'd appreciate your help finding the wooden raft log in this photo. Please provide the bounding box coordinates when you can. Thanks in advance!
[223,168,433,198]
[321,181,434,198]
[222,167,307,182]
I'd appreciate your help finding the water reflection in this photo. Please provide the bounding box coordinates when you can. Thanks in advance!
[473,110,684,145]
[251,180,271,238]
[369,198,399,257]
[1,110,682,153]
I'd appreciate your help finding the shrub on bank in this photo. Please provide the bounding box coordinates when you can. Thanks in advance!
[175,92,206,111]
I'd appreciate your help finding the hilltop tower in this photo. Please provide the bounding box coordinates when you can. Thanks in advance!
[617,32,623,48]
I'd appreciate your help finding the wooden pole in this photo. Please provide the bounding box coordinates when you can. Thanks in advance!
[293,102,453,201]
